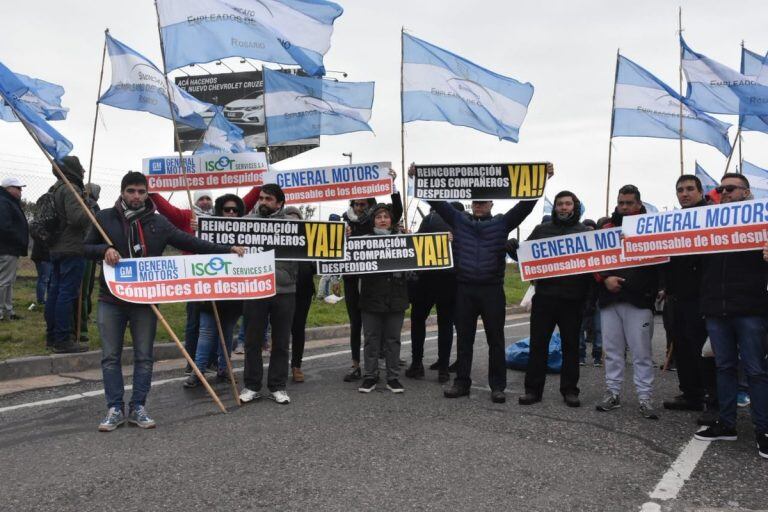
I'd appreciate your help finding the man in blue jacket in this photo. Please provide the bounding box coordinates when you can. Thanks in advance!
[415,163,554,403]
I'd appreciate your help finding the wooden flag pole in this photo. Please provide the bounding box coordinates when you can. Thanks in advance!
[724,126,742,175]
[605,49,620,217]
[212,302,241,405]
[739,40,745,171]
[400,27,409,228]
[678,7,684,176]
[87,31,108,186]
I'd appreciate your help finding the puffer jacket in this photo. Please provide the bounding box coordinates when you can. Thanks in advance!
[428,199,537,285]
[700,246,768,317]
[358,224,409,313]
[49,157,92,258]
[249,206,297,295]
[0,186,28,257]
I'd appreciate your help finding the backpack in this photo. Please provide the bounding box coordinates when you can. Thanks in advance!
[29,183,64,246]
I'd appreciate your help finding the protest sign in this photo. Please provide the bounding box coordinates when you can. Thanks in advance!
[264,162,392,203]
[198,217,346,261]
[517,228,668,282]
[622,199,768,258]
[103,252,276,304]
[141,152,268,192]
[412,163,548,200]
[318,233,453,275]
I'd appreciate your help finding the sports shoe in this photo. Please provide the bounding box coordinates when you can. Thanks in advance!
[663,394,704,411]
[443,384,470,398]
[593,358,603,368]
[757,432,768,459]
[183,373,202,388]
[694,422,737,442]
[596,392,621,412]
[292,367,305,383]
[128,405,156,429]
[639,400,659,420]
[184,363,193,375]
[343,366,361,382]
[270,390,290,404]
[387,379,405,394]
[239,388,261,403]
[52,342,88,354]
[358,378,376,393]
[491,390,506,403]
[404,362,425,379]
[98,407,125,432]
[737,391,751,408]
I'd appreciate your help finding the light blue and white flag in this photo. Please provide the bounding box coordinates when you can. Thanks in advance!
[612,54,732,156]
[0,61,72,160]
[402,33,534,143]
[681,37,768,116]
[542,196,553,215]
[263,67,373,145]
[194,108,249,153]
[695,161,718,194]
[157,0,343,77]
[741,160,768,198]
[740,46,768,133]
[0,73,68,122]
[642,201,659,213]
[99,33,213,129]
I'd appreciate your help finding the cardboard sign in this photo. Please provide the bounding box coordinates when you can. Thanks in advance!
[317,233,453,275]
[198,216,346,261]
[622,199,768,258]
[265,162,392,203]
[517,228,669,282]
[141,152,268,192]
[103,252,276,304]
[413,163,548,200]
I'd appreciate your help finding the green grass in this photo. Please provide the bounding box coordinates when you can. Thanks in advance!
[0,260,528,361]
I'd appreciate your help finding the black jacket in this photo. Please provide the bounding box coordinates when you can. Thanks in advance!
[343,193,403,237]
[0,187,28,257]
[527,214,591,301]
[700,249,768,317]
[84,198,231,304]
[357,222,409,313]
[663,199,707,302]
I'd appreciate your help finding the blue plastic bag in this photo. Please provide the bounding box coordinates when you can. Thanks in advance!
[505,333,562,373]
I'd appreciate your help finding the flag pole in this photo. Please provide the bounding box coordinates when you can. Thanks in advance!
[724,126,742,175]
[739,39,745,171]
[678,6,684,176]
[261,66,272,164]
[153,0,234,411]
[87,30,108,186]
[605,49,620,217]
[400,27,409,229]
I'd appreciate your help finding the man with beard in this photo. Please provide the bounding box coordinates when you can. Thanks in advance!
[85,172,243,432]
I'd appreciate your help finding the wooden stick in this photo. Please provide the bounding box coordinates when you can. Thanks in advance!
[212,303,241,405]
[724,126,742,175]
[662,340,675,372]
[87,32,108,186]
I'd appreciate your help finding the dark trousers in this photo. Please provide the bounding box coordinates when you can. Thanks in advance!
[45,256,86,346]
[291,292,313,368]
[343,276,362,363]
[454,283,507,392]
[184,301,200,359]
[669,297,709,401]
[243,293,296,392]
[410,273,456,369]
[524,294,583,397]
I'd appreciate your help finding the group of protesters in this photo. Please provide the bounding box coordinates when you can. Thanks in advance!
[1,159,766,460]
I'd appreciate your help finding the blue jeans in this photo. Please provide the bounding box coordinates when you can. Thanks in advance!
[194,310,236,373]
[706,316,768,433]
[579,308,602,361]
[98,301,157,410]
[45,256,85,346]
[34,260,51,304]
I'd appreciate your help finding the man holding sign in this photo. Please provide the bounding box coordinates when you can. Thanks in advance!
[84,172,243,432]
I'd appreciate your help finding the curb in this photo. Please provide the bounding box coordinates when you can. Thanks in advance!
[0,305,527,382]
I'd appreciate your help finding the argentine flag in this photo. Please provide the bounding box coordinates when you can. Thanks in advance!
[695,162,718,195]
[0,72,68,122]
[0,61,72,160]
[741,160,768,198]
[681,37,768,116]
[99,33,213,130]
[612,54,731,156]
[263,67,374,145]
[402,33,534,143]
[157,0,343,77]
[740,47,768,134]
[194,108,249,154]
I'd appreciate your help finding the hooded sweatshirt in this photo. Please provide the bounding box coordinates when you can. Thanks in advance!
[49,156,92,257]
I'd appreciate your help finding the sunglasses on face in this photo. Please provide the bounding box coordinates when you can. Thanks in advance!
[715,185,746,193]
[222,207,239,213]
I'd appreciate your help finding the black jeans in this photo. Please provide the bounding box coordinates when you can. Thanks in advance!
[291,292,313,368]
[343,276,362,363]
[243,293,296,392]
[454,283,507,392]
[410,272,456,369]
[669,296,709,401]
[524,294,583,397]
[184,301,200,359]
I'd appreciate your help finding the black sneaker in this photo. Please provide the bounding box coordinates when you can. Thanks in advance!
[447,361,458,373]
[491,390,506,403]
[343,366,362,382]
[184,363,193,375]
[663,394,704,411]
[443,384,470,398]
[358,378,376,393]
[386,379,405,394]
[757,432,768,460]
[428,361,440,370]
[694,422,737,442]
[563,394,581,408]
[52,342,88,354]
[404,363,425,379]
[183,374,201,388]
[518,392,542,406]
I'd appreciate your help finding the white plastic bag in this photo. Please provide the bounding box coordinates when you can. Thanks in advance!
[520,285,535,312]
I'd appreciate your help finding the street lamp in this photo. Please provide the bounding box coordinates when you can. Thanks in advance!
[342,152,352,164]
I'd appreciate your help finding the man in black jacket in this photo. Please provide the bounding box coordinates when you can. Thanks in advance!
[85,172,241,432]
[694,173,768,460]
[0,177,28,321]
[519,191,591,407]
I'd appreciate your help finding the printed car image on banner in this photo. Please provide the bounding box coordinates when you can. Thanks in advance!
[317,233,453,275]
[412,163,548,200]
[174,70,318,162]
[198,217,346,261]
[103,252,276,304]
[264,162,392,203]
[141,152,268,191]
[517,228,668,282]
[621,199,768,258]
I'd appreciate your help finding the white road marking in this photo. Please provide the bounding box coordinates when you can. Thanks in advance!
[0,321,530,414]
[639,436,711,510]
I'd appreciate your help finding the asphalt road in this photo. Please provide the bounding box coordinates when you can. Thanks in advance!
[0,315,766,512]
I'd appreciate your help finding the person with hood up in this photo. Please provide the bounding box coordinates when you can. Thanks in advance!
[356,201,408,394]
[518,191,592,408]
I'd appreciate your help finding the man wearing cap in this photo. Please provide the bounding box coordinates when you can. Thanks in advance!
[0,177,28,321]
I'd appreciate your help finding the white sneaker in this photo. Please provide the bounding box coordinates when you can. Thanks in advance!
[270,390,291,404]
[239,388,261,403]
